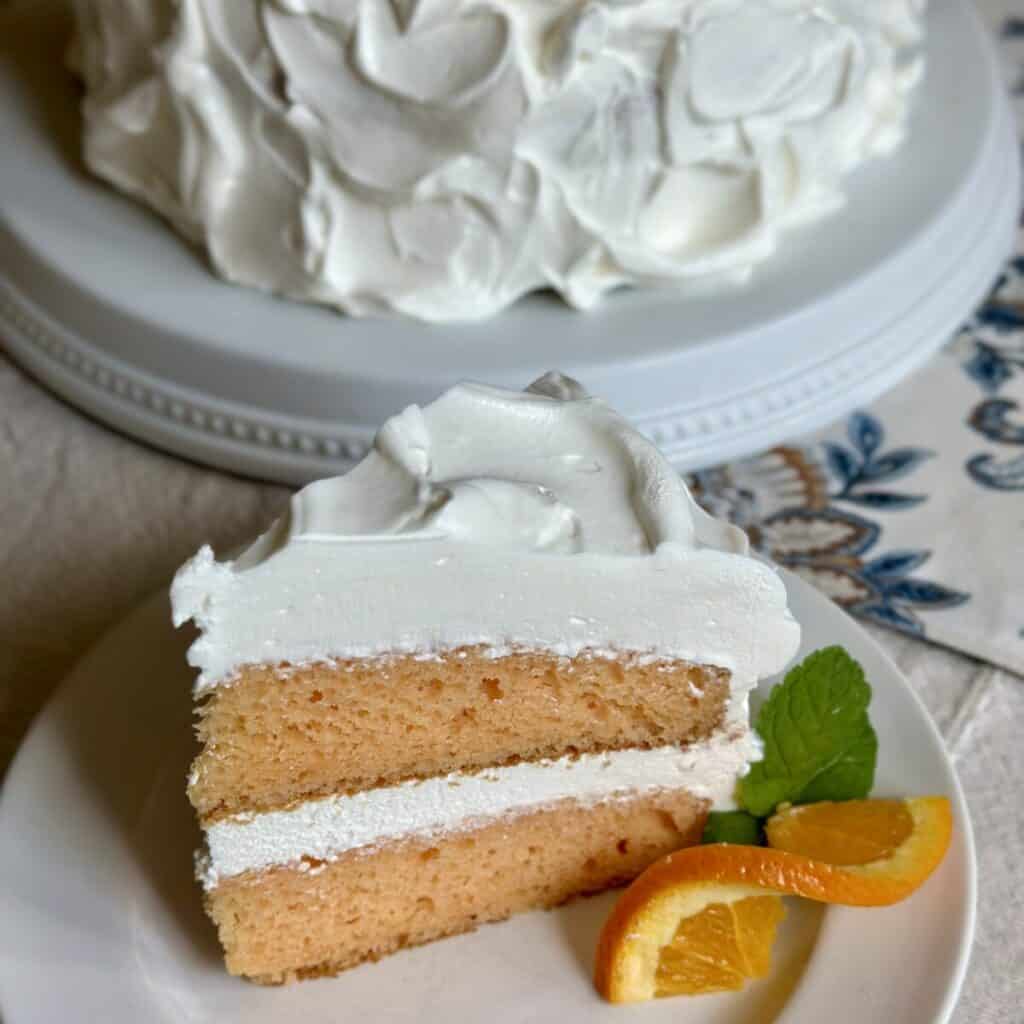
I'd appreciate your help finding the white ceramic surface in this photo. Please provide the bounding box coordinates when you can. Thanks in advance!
[0,571,975,1024]
[0,0,1018,485]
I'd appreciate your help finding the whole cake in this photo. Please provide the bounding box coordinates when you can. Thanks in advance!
[70,0,927,321]
[171,372,801,982]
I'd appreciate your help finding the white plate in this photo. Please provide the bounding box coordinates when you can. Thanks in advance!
[0,571,975,1023]
[0,0,1019,484]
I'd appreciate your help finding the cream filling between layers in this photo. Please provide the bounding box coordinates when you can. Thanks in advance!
[198,728,757,890]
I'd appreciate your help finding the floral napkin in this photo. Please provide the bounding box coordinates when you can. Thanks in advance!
[686,9,1024,679]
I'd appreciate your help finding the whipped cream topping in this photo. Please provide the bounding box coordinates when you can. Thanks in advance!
[199,728,758,889]
[71,0,927,321]
[172,373,800,694]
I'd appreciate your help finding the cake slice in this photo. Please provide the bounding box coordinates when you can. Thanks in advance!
[171,372,800,983]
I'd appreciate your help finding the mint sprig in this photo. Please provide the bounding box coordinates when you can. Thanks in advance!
[704,645,878,844]
[702,811,764,846]
[740,646,877,816]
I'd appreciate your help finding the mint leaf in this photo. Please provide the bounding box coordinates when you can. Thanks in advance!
[796,728,878,805]
[739,646,878,817]
[702,811,764,846]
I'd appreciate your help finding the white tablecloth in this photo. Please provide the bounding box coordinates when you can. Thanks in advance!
[1,2,1022,1021]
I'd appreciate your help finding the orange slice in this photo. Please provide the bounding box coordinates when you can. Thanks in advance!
[653,893,785,997]
[595,797,952,1003]
[765,798,915,864]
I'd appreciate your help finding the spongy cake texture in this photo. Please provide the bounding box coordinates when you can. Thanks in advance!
[191,652,731,981]
[190,652,730,821]
[206,788,708,984]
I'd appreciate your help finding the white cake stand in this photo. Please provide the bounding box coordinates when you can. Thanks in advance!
[0,0,1018,485]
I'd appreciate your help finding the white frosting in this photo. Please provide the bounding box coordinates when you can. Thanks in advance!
[70,0,927,321]
[199,729,757,888]
[172,373,800,695]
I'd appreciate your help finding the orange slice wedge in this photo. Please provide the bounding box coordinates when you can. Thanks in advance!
[595,797,952,1003]
[766,797,917,864]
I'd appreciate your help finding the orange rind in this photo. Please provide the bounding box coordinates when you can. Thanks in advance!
[595,797,952,1003]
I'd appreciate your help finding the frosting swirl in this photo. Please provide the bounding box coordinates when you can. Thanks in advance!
[172,373,800,692]
[71,0,926,319]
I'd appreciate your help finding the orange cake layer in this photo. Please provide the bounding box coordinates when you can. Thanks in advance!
[207,788,709,984]
[190,650,729,820]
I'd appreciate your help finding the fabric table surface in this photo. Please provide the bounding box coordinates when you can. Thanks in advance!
[1,1,1022,1021]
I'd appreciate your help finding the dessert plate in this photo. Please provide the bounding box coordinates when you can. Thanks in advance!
[0,0,1019,485]
[0,571,975,1024]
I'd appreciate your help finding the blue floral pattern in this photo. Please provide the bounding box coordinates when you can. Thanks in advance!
[961,253,1024,395]
[688,412,969,639]
[966,451,1024,491]
[958,218,1024,489]
[824,412,931,509]
[1003,17,1024,95]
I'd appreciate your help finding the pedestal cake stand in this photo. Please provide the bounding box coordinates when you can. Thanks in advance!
[0,0,1018,485]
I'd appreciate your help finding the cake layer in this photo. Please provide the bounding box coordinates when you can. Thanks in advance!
[206,788,709,983]
[190,651,730,821]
